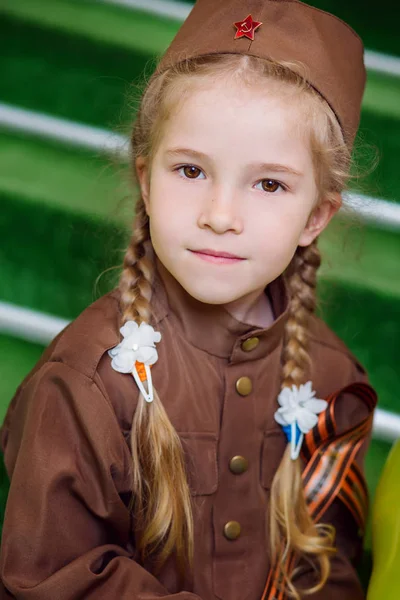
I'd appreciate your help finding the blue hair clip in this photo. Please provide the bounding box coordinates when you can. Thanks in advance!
[274,382,328,460]
[281,422,303,459]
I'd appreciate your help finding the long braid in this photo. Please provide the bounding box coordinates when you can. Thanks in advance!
[270,239,336,599]
[119,201,152,324]
[281,240,322,387]
[118,197,194,575]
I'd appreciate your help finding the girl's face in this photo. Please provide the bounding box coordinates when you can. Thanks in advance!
[137,78,339,306]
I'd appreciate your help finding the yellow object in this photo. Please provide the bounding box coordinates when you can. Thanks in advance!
[368,439,400,598]
[229,455,249,474]
[235,376,253,396]
[223,521,241,540]
[241,337,260,352]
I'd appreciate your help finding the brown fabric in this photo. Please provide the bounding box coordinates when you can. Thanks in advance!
[157,0,366,148]
[0,246,373,599]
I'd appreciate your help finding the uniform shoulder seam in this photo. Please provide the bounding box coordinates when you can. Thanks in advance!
[44,292,121,381]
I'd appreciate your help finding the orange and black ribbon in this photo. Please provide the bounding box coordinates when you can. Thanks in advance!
[261,382,377,600]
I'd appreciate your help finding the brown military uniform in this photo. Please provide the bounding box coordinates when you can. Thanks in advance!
[0,247,374,599]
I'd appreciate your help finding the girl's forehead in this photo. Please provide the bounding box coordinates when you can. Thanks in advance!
[161,79,309,153]
[173,76,302,114]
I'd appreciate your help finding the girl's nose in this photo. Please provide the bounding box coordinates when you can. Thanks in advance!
[197,189,243,234]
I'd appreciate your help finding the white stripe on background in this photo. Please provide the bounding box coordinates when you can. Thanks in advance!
[96,0,192,20]
[0,299,398,442]
[365,50,400,77]
[0,302,69,347]
[1,102,400,230]
[342,193,400,230]
[0,103,128,156]
[373,409,400,443]
[97,1,400,78]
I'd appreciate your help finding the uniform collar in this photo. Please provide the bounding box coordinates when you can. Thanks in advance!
[148,242,290,363]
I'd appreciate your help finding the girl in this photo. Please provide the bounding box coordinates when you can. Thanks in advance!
[0,0,377,598]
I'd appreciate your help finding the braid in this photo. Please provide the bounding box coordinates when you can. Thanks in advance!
[270,238,336,599]
[119,200,152,324]
[117,196,194,576]
[282,240,321,387]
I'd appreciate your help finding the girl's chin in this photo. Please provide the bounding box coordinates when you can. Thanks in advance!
[180,280,246,306]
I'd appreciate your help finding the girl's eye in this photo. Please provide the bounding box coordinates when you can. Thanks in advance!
[255,179,285,193]
[178,165,205,179]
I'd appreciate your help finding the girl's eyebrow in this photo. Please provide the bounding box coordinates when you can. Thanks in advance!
[165,147,207,161]
[253,162,304,177]
[165,148,303,177]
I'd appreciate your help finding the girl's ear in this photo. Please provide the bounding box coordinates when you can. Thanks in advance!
[298,193,342,247]
[136,156,150,214]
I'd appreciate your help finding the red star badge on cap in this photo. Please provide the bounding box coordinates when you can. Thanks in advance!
[233,14,262,41]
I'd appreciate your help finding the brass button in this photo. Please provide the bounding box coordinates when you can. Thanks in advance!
[223,521,241,540]
[235,376,252,396]
[241,337,260,352]
[229,455,248,474]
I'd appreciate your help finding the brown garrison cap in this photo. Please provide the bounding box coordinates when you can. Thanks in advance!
[157,0,367,149]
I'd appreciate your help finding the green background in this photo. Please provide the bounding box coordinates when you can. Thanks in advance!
[0,0,399,589]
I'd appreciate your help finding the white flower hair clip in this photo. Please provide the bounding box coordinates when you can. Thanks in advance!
[274,381,328,460]
[108,321,162,403]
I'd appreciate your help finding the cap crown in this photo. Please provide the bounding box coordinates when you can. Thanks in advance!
[158,0,366,148]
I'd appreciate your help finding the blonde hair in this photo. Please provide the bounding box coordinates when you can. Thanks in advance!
[118,54,353,595]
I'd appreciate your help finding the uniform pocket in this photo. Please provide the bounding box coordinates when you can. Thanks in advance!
[260,428,287,490]
[179,433,218,496]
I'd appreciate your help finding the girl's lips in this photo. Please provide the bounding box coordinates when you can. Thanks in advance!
[189,249,245,264]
